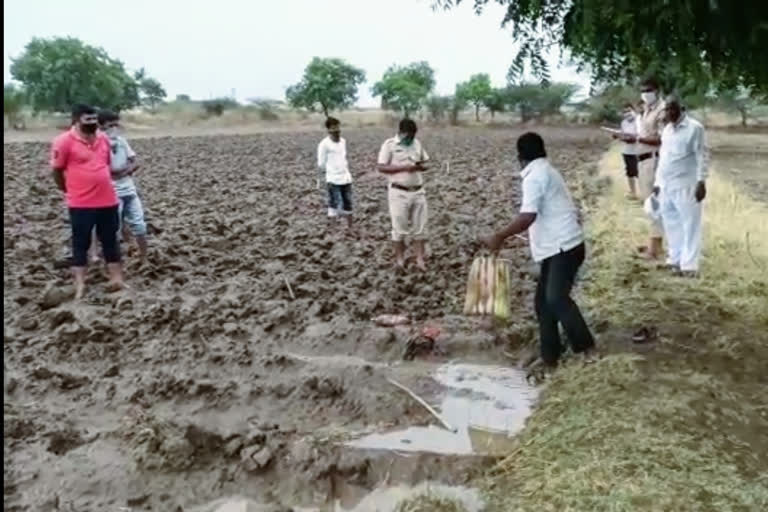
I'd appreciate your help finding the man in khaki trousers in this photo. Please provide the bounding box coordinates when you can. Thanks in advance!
[621,78,666,259]
[377,119,430,270]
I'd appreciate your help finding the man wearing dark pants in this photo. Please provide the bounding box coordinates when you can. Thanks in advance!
[483,132,596,372]
[51,104,124,299]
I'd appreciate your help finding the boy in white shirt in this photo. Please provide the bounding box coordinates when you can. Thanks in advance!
[98,110,148,262]
[620,102,640,199]
[317,117,354,229]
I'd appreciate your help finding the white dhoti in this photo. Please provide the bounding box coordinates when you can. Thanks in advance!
[660,186,703,271]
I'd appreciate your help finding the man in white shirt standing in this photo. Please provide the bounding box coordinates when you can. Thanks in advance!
[653,96,708,277]
[377,119,430,270]
[317,117,354,229]
[483,132,596,371]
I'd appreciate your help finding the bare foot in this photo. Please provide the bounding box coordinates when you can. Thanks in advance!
[415,259,427,271]
[395,256,406,269]
[74,283,85,300]
[581,348,599,364]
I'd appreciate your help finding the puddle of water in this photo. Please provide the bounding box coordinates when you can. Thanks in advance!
[345,363,538,456]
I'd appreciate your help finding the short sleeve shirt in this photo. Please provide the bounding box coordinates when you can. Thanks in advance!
[520,158,583,262]
[636,100,666,155]
[108,134,138,197]
[51,128,118,208]
[377,135,430,187]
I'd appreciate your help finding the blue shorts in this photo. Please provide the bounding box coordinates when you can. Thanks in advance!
[118,194,147,236]
[327,183,353,216]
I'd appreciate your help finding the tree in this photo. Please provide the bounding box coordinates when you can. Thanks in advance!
[485,88,508,119]
[505,82,579,122]
[715,87,765,127]
[4,83,27,129]
[456,73,493,121]
[583,84,638,123]
[10,37,141,112]
[432,1,768,94]
[449,95,468,125]
[372,61,436,117]
[134,69,166,111]
[286,57,366,117]
[424,95,453,122]
[175,94,191,102]
[202,97,239,117]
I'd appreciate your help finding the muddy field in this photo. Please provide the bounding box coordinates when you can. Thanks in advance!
[3,126,604,511]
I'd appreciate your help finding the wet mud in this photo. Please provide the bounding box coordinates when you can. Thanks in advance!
[3,126,604,510]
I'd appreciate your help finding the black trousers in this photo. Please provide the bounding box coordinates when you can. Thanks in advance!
[69,206,121,266]
[622,153,639,178]
[535,243,595,364]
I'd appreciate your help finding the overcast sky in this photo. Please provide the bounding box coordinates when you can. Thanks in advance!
[4,0,589,107]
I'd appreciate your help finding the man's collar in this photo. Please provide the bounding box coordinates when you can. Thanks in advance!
[672,114,689,129]
[520,157,547,178]
[395,134,415,145]
[69,126,99,143]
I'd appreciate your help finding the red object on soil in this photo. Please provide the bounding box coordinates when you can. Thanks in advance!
[420,325,441,341]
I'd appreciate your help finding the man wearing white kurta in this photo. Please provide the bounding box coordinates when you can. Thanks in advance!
[654,96,708,276]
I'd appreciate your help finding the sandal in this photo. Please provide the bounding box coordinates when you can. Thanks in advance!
[632,326,658,344]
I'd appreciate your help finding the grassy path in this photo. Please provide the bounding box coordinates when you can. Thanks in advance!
[479,145,768,511]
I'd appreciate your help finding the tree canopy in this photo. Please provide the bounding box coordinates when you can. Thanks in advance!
[10,37,145,112]
[432,1,768,94]
[456,73,493,121]
[505,82,579,122]
[372,61,436,117]
[285,57,366,117]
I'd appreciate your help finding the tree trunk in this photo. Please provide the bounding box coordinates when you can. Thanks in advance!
[475,104,480,122]
[491,110,496,120]
[322,105,329,118]
[740,107,747,127]
[520,105,531,123]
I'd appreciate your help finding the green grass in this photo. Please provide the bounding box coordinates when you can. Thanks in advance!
[480,145,768,511]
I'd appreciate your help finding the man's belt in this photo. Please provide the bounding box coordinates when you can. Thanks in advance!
[391,183,423,192]
[638,152,659,162]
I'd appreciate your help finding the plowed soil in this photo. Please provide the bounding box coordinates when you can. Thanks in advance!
[3,126,604,511]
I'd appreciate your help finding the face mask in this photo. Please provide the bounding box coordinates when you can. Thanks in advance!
[106,126,120,138]
[641,92,657,105]
[400,135,414,146]
[80,123,98,134]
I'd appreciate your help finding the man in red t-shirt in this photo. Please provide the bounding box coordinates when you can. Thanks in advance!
[51,104,124,299]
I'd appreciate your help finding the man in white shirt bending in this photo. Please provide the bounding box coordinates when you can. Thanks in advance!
[483,132,596,371]
[317,117,354,229]
[653,96,708,277]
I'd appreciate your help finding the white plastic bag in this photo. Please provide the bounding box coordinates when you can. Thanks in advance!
[644,193,662,221]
